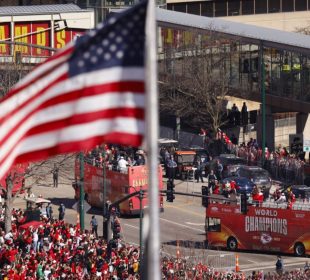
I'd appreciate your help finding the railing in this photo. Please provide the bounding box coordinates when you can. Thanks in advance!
[209,194,310,211]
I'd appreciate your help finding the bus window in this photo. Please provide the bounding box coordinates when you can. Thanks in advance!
[207,217,221,232]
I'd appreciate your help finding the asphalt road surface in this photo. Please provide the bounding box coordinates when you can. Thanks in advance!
[13,175,309,277]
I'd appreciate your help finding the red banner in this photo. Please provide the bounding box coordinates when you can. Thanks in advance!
[0,21,84,57]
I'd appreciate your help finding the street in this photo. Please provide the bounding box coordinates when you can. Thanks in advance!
[12,174,309,277]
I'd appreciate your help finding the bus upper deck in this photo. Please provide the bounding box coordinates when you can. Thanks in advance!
[74,158,164,215]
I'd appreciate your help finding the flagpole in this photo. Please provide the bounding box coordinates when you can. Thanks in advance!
[145,1,160,280]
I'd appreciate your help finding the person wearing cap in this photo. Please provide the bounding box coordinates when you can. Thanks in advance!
[117,156,128,173]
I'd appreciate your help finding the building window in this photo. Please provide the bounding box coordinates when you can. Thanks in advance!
[187,2,201,15]
[242,0,254,15]
[228,0,241,15]
[174,3,186,13]
[215,0,227,16]
[167,4,173,10]
[295,0,307,11]
[282,0,294,12]
[269,0,280,13]
[201,1,214,17]
[255,0,267,14]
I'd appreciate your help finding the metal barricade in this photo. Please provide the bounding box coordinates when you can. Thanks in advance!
[206,253,235,272]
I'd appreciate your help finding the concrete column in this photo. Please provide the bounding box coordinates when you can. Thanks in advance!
[296,113,310,138]
[296,113,310,160]
[257,106,275,151]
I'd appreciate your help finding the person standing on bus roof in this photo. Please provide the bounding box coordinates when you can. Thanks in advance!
[252,186,263,206]
[212,180,221,195]
[287,188,296,210]
[216,160,223,180]
[135,155,145,166]
[207,170,217,191]
[117,156,128,173]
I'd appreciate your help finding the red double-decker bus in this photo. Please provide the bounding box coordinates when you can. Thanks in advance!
[74,158,164,216]
[205,198,310,256]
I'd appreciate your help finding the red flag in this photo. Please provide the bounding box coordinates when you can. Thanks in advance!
[0,1,148,180]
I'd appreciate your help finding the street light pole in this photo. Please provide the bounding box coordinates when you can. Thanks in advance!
[79,152,85,231]
[102,151,108,240]
[139,189,143,262]
[260,42,266,166]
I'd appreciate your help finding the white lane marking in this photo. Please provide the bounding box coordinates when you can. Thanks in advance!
[124,223,139,229]
[160,218,205,233]
[185,222,205,226]
[246,259,259,264]
[241,261,307,272]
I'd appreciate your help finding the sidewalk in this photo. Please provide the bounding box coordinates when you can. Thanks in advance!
[13,168,104,236]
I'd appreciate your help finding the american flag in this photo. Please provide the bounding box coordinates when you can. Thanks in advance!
[0,0,148,180]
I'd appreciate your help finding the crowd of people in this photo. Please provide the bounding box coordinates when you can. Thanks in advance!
[1,208,310,280]
[217,131,306,185]
[0,140,309,279]
[0,208,141,279]
[84,144,146,172]
[0,200,309,279]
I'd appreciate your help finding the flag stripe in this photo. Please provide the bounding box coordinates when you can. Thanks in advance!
[0,82,145,162]
[20,118,145,153]
[11,49,72,92]
[15,133,143,165]
[0,117,144,178]
[1,132,143,180]
[0,48,72,115]
[0,0,148,180]
[0,83,144,145]
[0,66,144,122]
[0,64,69,121]
[0,67,144,142]
[0,91,145,162]
[25,108,145,137]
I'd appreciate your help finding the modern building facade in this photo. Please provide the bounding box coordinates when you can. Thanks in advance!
[167,0,310,17]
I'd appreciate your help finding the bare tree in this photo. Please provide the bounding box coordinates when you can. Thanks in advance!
[159,28,236,136]
[295,26,310,35]
[0,61,30,99]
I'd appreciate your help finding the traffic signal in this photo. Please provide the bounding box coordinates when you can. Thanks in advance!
[166,180,175,202]
[202,186,209,207]
[240,193,248,214]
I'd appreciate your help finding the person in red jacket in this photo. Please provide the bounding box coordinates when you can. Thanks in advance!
[287,188,296,209]
[212,180,222,195]
[252,186,263,206]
